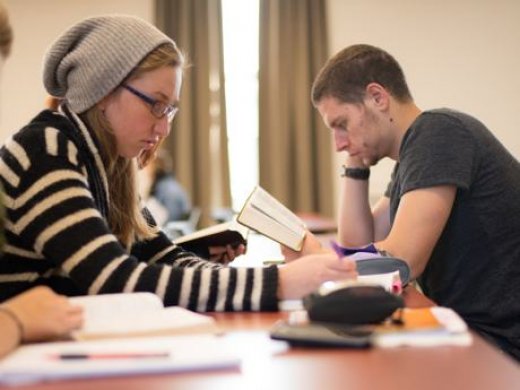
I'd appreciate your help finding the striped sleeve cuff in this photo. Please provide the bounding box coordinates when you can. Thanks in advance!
[260,265,279,311]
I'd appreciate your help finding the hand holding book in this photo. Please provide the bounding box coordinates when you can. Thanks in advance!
[174,186,308,258]
[173,220,249,261]
[208,243,247,264]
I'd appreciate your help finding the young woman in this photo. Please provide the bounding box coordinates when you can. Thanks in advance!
[0,15,356,312]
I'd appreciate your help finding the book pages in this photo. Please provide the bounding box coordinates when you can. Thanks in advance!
[237,186,306,250]
[69,293,218,340]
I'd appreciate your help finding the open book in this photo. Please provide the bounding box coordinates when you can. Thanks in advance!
[69,292,219,340]
[174,186,306,252]
[237,186,306,251]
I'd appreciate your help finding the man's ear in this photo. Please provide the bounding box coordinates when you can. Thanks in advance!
[365,83,389,110]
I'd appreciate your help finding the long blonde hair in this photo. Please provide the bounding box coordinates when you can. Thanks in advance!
[80,43,184,248]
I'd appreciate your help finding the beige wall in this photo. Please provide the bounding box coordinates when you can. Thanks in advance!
[0,0,153,141]
[327,0,520,205]
[2,0,520,211]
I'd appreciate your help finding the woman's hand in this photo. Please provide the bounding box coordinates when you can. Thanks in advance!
[281,231,327,262]
[209,243,247,264]
[277,253,357,299]
[3,286,84,342]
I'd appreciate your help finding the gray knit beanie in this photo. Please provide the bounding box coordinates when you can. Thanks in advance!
[43,15,175,113]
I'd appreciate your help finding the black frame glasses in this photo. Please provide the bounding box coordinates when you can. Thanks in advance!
[122,84,178,123]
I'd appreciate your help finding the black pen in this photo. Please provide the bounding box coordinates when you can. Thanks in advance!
[48,352,171,360]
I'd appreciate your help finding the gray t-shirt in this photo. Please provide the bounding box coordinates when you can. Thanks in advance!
[386,109,520,360]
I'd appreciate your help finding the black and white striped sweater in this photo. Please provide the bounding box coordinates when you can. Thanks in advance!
[0,109,278,311]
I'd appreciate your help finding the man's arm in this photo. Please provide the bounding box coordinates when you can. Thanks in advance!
[371,196,391,242]
[375,185,456,279]
[337,157,391,246]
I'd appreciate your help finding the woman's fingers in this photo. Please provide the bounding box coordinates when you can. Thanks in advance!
[208,244,246,264]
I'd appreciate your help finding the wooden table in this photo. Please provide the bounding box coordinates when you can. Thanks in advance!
[297,212,337,234]
[16,288,519,390]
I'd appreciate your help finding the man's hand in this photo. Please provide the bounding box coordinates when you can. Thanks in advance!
[281,231,328,262]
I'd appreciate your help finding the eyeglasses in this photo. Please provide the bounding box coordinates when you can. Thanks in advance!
[122,84,178,123]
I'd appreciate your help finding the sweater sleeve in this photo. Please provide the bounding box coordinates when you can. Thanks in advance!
[0,123,279,312]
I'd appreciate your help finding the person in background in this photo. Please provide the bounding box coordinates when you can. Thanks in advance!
[0,15,357,312]
[304,44,520,361]
[0,1,83,358]
[141,148,191,225]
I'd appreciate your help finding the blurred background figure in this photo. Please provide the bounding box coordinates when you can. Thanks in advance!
[139,149,199,239]
[140,148,192,227]
[139,148,236,238]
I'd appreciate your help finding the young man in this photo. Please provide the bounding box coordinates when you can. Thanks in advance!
[311,44,520,361]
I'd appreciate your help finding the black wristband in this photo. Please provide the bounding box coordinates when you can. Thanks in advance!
[341,166,370,180]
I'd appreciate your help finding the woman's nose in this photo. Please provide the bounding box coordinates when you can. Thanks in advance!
[154,116,170,138]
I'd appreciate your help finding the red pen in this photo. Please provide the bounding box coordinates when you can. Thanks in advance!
[48,352,170,360]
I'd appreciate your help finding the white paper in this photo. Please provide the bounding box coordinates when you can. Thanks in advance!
[0,335,239,385]
[69,293,216,339]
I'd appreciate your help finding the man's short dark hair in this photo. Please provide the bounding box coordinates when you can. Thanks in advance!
[311,44,412,105]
